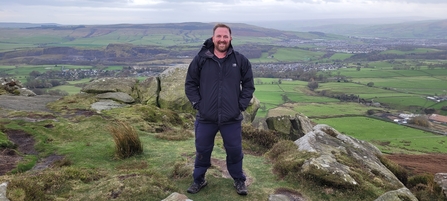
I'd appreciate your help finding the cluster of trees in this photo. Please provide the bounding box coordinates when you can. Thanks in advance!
[25,70,65,89]
[24,70,68,96]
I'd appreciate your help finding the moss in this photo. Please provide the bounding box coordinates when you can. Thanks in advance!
[266,141,318,178]
[7,167,105,200]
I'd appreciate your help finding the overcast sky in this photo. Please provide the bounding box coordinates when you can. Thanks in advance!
[1,0,446,25]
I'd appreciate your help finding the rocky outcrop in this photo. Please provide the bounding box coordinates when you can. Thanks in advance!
[295,124,405,189]
[1,78,36,96]
[157,65,194,113]
[0,182,9,201]
[81,65,260,123]
[161,192,191,201]
[96,92,135,103]
[264,113,419,200]
[266,113,314,140]
[80,77,138,97]
[374,188,418,201]
[435,173,447,198]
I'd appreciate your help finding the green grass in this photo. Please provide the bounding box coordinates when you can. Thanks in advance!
[52,85,82,94]
[0,109,293,201]
[330,53,353,60]
[314,116,447,154]
[380,48,443,55]
[272,48,325,62]
[290,102,375,117]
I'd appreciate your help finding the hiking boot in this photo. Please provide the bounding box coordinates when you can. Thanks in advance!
[234,180,247,195]
[187,180,207,194]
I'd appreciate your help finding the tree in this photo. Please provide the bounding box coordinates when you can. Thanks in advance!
[308,81,319,91]
[367,82,374,87]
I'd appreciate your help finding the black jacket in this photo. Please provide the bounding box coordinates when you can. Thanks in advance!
[185,38,255,124]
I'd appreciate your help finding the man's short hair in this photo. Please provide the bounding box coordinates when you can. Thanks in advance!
[213,23,232,35]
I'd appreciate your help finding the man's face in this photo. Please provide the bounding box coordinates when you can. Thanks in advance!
[212,27,232,53]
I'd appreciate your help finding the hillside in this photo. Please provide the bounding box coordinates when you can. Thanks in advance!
[251,19,447,39]
[0,22,349,66]
[0,22,337,50]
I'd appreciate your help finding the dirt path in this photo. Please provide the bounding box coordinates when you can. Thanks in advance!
[1,94,62,175]
[385,154,447,175]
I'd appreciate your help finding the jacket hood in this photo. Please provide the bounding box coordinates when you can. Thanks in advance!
[199,37,234,58]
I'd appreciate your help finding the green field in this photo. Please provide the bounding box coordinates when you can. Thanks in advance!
[289,102,377,117]
[251,67,447,156]
[314,116,447,154]
[380,48,443,55]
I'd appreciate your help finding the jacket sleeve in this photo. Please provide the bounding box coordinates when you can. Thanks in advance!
[185,55,201,110]
[238,54,255,111]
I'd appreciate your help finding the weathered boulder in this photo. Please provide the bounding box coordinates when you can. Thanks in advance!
[1,77,35,96]
[96,92,135,103]
[81,77,138,99]
[293,123,414,198]
[17,88,36,96]
[266,113,313,140]
[138,76,159,106]
[157,65,194,113]
[0,182,9,201]
[91,100,127,112]
[242,96,261,125]
[435,173,447,198]
[373,187,418,201]
[161,192,191,201]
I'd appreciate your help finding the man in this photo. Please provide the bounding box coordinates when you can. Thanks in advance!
[184,23,255,195]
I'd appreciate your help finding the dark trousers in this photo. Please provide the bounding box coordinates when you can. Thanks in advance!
[193,120,246,184]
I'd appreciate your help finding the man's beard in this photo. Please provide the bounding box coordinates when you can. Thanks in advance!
[215,42,230,52]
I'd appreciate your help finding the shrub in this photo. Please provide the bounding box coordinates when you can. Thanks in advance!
[108,120,143,159]
[170,160,192,179]
[242,125,279,155]
[307,81,319,91]
[441,106,447,111]
[407,174,445,201]
[408,116,430,128]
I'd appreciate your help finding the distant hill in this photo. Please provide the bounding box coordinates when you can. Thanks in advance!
[0,22,340,49]
[0,22,348,66]
[0,22,60,28]
[248,18,447,39]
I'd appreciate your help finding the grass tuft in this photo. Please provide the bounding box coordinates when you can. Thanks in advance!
[108,120,143,159]
[407,174,445,201]
[155,128,193,141]
[377,154,408,185]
